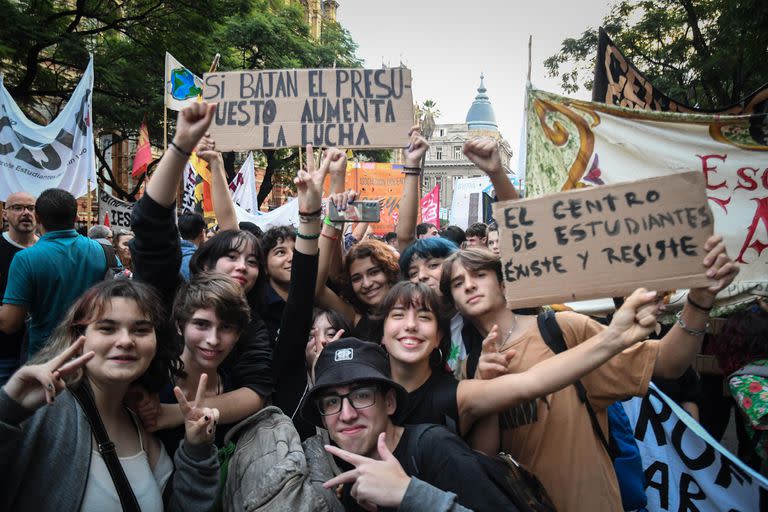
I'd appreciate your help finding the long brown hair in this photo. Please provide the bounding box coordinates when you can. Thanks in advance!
[341,239,400,312]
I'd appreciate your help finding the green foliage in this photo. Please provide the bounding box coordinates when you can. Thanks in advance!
[544,0,768,108]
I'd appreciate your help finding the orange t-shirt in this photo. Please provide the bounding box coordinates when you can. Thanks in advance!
[497,311,659,512]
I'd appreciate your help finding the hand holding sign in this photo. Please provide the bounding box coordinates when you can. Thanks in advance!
[323,432,411,511]
[688,235,739,307]
[404,126,428,168]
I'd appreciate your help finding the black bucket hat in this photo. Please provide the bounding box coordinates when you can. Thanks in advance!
[300,337,408,427]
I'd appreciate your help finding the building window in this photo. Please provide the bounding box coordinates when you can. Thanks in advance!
[435,147,442,160]
[453,146,462,159]
[439,129,445,137]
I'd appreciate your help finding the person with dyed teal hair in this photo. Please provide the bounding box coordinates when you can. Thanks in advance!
[399,237,458,287]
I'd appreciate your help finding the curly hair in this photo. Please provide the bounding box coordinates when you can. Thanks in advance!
[341,239,400,312]
[35,280,182,393]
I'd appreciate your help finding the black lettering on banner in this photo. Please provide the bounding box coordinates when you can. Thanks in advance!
[671,419,715,470]
[678,472,706,511]
[644,461,670,510]
[714,452,753,489]
[635,387,672,446]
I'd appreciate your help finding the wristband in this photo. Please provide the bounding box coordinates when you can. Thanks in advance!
[295,230,320,240]
[402,166,422,175]
[686,294,713,312]
[675,311,709,337]
[321,232,339,241]
[169,141,192,157]
[298,207,322,217]
[324,216,343,230]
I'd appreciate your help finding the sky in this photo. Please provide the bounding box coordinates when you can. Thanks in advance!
[337,0,615,166]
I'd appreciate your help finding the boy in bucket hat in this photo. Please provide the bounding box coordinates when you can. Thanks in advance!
[301,338,518,512]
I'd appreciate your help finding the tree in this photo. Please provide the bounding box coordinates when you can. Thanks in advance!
[544,0,768,109]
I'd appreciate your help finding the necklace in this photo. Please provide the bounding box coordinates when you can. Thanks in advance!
[499,313,517,347]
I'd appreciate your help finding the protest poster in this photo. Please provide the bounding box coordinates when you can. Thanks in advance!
[0,57,96,201]
[492,172,714,308]
[524,88,768,291]
[98,190,133,229]
[165,52,203,111]
[202,68,414,150]
[623,383,768,511]
[420,183,440,229]
[181,161,200,214]
[229,152,258,213]
[234,199,298,231]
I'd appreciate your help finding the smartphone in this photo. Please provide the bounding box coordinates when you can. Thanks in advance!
[328,200,381,223]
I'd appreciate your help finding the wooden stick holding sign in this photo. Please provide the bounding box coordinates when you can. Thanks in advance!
[492,171,716,308]
[202,68,414,151]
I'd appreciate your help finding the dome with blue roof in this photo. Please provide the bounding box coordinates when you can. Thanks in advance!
[465,74,498,131]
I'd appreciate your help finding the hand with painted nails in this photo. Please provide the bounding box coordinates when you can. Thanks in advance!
[3,336,94,411]
[175,373,220,446]
[688,234,740,308]
[476,324,516,380]
[323,432,411,511]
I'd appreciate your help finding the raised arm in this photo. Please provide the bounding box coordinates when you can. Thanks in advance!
[653,235,739,378]
[196,134,238,231]
[463,138,519,201]
[457,288,661,433]
[396,127,428,252]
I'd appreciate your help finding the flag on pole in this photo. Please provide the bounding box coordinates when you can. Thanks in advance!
[420,183,440,229]
[164,52,203,111]
[131,115,152,178]
[229,152,258,213]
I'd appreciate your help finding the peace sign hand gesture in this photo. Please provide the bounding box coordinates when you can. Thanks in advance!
[174,373,220,446]
[295,144,342,214]
[323,432,411,511]
[476,324,516,380]
[3,337,94,411]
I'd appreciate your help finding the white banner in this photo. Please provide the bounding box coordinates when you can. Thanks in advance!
[229,152,257,213]
[449,176,493,228]
[165,52,203,111]
[98,190,133,228]
[525,89,768,288]
[0,57,97,201]
[623,383,768,511]
[234,198,299,230]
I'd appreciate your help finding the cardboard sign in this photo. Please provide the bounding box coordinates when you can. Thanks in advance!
[492,172,715,308]
[98,190,133,229]
[202,68,414,151]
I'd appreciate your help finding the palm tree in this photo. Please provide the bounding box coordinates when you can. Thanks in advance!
[418,99,440,140]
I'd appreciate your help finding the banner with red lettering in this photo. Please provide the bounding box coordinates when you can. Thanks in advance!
[420,183,440,229]
[524,88,768,290]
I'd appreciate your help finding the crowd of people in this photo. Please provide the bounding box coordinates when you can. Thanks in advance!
[0,101,745,511]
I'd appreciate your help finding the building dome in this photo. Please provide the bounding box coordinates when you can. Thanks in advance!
[465,74,498,131]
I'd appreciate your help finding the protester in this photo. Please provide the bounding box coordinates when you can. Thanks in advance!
[464,222,487,247]
[260,225,297,342]
[0,279,219,511]
[384,231,398,247]
[439,242,739,511]
[130,102,271,434]
[177,212,206,281]
[301,338,520,511]
[113,228,135,271]
[416,222,438,239]
[0,192,38,381]
[440,225,466,247]
[485,223,500,257]
[0,189,108,358]
[87,224,113,243]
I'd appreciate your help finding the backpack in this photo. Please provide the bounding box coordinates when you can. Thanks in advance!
[537,311,647,511]
[96,241,126,280]
[220,405,344,512]
[405,424,557,512]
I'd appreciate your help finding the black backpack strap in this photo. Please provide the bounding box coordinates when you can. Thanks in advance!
[98,241,119,268]
[404,424,440,477]
[71,383,141,512]
[536,311,614,457]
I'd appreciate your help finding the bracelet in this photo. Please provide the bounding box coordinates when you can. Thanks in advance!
[675,311,709,337]
[169,141,192,157]
[687,294,713,312]
[402,166,422,175]
[321,232,339,241]
[298,207,322,217]
[295,230,320,240]
[324,216,343,230]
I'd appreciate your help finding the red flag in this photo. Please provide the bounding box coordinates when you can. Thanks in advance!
[131,115,152,178]
[420,184,440,229]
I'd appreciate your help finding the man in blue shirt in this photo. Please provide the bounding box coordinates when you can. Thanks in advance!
[178,212,205,281]
[0,189,107,358]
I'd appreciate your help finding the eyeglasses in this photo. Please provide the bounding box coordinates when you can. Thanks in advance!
[7,205,35,213]
[316,386,378,416]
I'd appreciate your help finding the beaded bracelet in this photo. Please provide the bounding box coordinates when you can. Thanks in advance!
[169,141,192,157]
[296,231,320,240]
[675,311,708,337]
